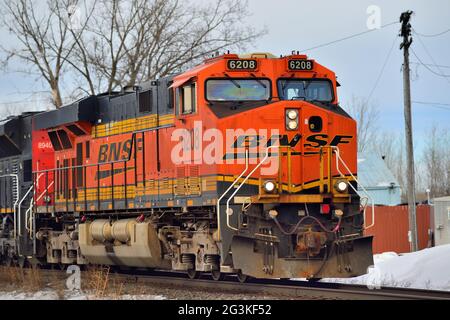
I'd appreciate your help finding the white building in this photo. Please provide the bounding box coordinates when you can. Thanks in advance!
[432,196,450,246]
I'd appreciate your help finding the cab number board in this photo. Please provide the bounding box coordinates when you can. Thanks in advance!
[288,59,314,71]
[227,59,258,71]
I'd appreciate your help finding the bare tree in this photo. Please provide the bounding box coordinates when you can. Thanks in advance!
[2,0,264,101]
[68,0,265,95]
[0,0,95,107]
[421,125,450,199]
[347,95,380,153]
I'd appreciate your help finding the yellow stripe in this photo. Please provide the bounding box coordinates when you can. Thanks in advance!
[93,114,175,138]
[217,174,356,193]
[53,174,356,203]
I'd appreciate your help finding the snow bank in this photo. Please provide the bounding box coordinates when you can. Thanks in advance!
[321,244,450,291]
[0,289,167,300]
[0,290,59,300]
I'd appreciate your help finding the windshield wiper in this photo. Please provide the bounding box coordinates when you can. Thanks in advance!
[250,73,267,89]
[224,73,241,88]
[281,79,292,92]
[303,80,312,92]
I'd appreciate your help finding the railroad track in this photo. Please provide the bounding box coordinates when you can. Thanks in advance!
[21,267,450,300]
[106,270,450,300]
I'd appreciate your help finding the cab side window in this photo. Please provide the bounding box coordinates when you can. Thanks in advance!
[179,83,197,115]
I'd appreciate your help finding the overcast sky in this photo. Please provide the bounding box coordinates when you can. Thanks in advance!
[0,0,449,150]
[246,0,450,149]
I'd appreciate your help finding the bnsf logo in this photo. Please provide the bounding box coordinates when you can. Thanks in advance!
[223,134,353,159]
[232,134,353,148]
[98,138,142,163]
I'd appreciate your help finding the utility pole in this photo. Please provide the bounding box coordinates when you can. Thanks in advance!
[400,10,418,252]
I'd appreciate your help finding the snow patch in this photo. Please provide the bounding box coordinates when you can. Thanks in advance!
[0,289,167,300]
[0,290,59,300]
[321,244,450,291]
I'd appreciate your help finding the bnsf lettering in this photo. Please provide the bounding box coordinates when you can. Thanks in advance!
[304,134,353,148]
[330,135,352,146]
[231,134,352,150]
[273,134,301,147]
[232,134,302,148]
[233,135,261,148]
[98,138,142,163]
[304,134,328,148]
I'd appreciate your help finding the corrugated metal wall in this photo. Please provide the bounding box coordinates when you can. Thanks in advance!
[363,205,432,254]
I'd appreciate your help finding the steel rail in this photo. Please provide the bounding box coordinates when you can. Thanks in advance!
[36,268,450,300]
[116,272,450,300]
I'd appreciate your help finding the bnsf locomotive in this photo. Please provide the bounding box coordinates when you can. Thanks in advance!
[0,53,373,281]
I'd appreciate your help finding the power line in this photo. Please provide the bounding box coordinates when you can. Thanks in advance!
[412,101,450,112]
[411,48,450,77]
[366,34,398,102]
[413,30,450,85]
[410,61,450,69]
[413,28,450,37]
[413,100,450,107]
[301,21,399,52]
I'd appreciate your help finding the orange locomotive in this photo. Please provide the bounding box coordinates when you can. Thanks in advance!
[26,52,373,280]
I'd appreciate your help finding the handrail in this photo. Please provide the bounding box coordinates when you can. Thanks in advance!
[36,181,54,203]
[25,199,33,236]
[331,146,375,230]
[32,132,139,213]
[0,174,19,239]
[225,145,280,232]
[216,150,249,241]
[18,185,33,237]
[32,131,141,175]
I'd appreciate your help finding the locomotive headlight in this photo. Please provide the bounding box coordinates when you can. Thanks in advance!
[263,180,276,193]
[287,110,298,120]
[287,120,298,130]
[286,109,299,130]
[335,180,348,193]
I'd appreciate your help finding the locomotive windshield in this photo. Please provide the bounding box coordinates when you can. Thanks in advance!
[206,79,271,101]
[278,79,333,102]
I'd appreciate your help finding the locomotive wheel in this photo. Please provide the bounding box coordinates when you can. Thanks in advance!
[187,269,200,279]
[236,271,248,283]
[211,270,225,281]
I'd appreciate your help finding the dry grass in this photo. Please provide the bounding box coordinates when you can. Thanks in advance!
[0,264,132,300]
[0,265,44,292]
[83,266,126,299]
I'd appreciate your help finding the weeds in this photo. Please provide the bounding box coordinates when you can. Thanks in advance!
[0,265,44,292]
[84,265,126,299]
